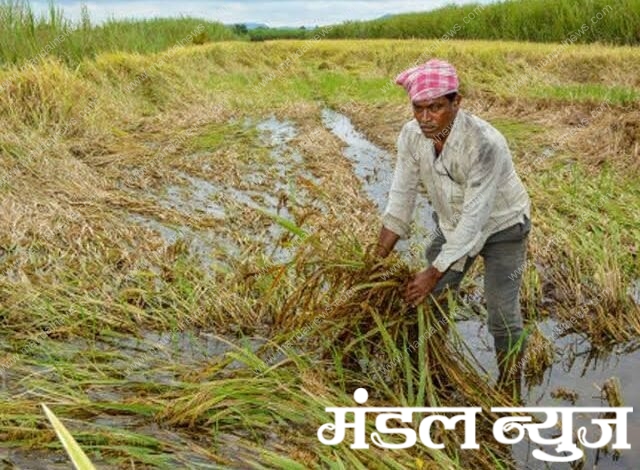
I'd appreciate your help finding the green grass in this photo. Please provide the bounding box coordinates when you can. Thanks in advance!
[491,118,546,143]
[529,83,640,104]
[247,26,311,42]
[323,0,640,45]
[0,0,237,68]
[190,122,259,151]
[265,72,401,105]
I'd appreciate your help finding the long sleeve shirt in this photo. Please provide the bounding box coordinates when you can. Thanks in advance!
[382,109,531,272]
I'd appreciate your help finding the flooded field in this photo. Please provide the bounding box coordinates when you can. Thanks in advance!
[1,38,638,469]
[324,111,639,470]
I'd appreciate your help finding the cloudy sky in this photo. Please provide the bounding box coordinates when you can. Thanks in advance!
[30,0,495,27]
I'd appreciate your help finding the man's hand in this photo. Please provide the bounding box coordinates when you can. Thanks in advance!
[375,227,400,259]
[404,266,444,306]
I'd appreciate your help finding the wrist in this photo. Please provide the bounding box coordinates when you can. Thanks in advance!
[375,243,390,258]
[427,265,444,279]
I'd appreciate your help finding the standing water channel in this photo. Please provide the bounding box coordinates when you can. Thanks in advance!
[322,108,638,470]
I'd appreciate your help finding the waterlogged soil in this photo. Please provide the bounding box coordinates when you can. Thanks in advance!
[1,116,320,468]
[1,330,263,469]
[323,109,638,470]
[129,115,325,267]
[321,108,435,255]
[5,112,637,469]
[459,319,639,469]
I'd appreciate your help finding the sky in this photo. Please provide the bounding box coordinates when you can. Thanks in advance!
[29,0,496,27]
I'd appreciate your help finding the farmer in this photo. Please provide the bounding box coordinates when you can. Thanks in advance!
[375,59,531,401]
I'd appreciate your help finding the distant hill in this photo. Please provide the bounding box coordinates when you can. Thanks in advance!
[227,22,269,30]
[239,23,320,30]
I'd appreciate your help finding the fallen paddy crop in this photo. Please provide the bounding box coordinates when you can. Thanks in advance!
[0,37,638,468]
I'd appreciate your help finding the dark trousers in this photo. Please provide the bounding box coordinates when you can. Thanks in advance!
[427,215,531,353]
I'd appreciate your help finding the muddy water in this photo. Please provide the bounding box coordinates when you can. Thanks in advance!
[163,174,226,219]
[323,109,638,469]
[130,116,323,266]
[459,319,639,469]
[321,108,434,257]
[1,331,264,469]
[106,329,265,380]
[129,212,235,274]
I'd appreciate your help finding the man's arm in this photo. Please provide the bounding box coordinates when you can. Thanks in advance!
[375,226,400,258]
[379,125,420,255]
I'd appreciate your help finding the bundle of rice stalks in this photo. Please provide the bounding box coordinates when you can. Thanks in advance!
[550,387,579,404]
[237,231,523,467]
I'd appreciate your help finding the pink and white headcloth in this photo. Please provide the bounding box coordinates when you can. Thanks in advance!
[395,59,459,102]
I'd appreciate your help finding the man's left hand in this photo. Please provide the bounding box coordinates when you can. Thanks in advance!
[404,266,444,306]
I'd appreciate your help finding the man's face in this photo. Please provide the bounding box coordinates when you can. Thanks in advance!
[412,94,461,141]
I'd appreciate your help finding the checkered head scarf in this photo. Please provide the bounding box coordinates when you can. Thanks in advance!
[395,59,459,102]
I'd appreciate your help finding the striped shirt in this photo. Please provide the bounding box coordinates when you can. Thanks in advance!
[383,109,530,272]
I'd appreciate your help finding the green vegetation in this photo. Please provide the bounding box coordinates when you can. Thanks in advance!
[325,0,640,44]
[530,83,640,104]
[247,26,311,41]
[3,0,640,71]
[0,0,237,67]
